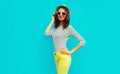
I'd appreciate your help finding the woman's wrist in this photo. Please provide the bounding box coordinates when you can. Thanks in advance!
[49,20,54,27]
[51,20,55,23]
[70,50,74,54]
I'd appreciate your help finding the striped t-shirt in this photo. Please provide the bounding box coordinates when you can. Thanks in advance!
[45,25,86,51]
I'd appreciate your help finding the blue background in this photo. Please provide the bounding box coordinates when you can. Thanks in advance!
[0,0,120,74]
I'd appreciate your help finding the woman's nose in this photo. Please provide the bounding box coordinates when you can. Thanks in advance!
[60,14,63,16]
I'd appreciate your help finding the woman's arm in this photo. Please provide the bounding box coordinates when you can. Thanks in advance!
[69,44,82,54]
[45,20,54,33]
[45,14,55,36]
[65,26,86,54]
[61,45,82,55]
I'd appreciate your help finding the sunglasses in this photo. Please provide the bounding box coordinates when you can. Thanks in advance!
[56,12,66,15]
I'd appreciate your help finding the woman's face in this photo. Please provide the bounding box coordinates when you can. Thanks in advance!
[57,8,66,21]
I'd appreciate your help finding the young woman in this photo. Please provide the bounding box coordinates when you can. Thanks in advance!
[45,5,86,74]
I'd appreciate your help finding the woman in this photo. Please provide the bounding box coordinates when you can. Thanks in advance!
[45,5,86,74]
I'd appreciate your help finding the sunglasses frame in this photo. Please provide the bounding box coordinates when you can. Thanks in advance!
[56,11,67,15]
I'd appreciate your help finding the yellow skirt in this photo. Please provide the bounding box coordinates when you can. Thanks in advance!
[54,51,72,74]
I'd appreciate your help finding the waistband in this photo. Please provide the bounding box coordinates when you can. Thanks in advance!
[53,48,69,55]
[53,51,60,55]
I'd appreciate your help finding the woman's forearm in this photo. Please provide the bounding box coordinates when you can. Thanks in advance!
[45,20,54,33]
[70,44,82,54]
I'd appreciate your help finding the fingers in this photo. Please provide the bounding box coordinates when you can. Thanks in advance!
[52,13,55,22]
[59,49,65,54]
[52,13,55,16]
[59,49,71,54]
[52,13,56,17]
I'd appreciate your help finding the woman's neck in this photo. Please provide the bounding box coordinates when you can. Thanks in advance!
[59,21,64,26]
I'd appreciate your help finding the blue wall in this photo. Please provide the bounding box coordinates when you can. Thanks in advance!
[0,0,120,74]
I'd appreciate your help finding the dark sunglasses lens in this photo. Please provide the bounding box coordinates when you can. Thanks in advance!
[57,12,61,15]
[57,12,66,15]
[62,12,66,15]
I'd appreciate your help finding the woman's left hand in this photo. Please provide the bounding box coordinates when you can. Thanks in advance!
[59,48,72,55]
[64,50,72,55]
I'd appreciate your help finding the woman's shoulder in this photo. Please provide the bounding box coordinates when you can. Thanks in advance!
[67,25,74,30]
[67,25,72,28]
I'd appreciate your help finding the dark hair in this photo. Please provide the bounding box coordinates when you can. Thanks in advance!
[54,5,70,29]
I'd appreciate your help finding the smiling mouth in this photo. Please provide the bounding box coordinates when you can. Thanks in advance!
[59,17,63,19]
[59,16,64,19]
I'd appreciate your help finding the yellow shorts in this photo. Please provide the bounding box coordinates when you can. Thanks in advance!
[54,51,72,74]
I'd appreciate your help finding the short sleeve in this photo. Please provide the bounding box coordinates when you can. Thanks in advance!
[44,29,53,36]
[69,25,86,46]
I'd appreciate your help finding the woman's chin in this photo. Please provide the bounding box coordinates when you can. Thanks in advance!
[59,19,65,21]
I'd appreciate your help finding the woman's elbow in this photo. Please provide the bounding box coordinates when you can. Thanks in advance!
[44,32,52,36]
[83,40,86,45]
[79,40,86,46]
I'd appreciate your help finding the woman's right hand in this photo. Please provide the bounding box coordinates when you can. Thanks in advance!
[52,13,55,22]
